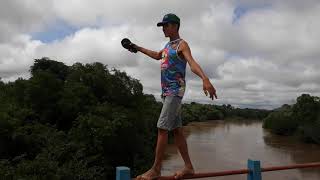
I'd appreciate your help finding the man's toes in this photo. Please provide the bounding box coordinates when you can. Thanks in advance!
[174,172,182,179]
[174,175,182,179]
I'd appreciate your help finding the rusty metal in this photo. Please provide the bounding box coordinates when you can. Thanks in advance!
[154,162,320,180]
[261,162,320,172]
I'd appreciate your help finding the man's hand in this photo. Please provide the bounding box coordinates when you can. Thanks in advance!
[129,44,138,53]
[203,78,217,100]
[121,38,138,53]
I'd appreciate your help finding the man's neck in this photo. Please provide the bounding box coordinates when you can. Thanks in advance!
[169,34,180,42]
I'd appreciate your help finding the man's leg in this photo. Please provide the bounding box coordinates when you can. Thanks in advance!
[152,128,168,171]
[136,128,168,180]
[173,127,194,179]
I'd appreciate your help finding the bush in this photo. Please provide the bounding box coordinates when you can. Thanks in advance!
[263,94,320,144]
[263,106,298,135]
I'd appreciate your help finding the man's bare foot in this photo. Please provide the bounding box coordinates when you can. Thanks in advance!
[174,167,195,179]
[136,168,161,180]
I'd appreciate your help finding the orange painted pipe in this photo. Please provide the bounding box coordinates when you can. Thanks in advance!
[152,162,320,180]
[157,169,249,180]
[261,162,320,172]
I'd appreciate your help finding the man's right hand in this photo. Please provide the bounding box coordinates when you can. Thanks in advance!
[121,38,138,53]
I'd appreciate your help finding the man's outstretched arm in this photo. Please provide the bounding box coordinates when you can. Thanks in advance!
[134,45,163,60]
[180,41,218,100]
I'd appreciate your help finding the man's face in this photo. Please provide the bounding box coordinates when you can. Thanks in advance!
[162,23,177,37]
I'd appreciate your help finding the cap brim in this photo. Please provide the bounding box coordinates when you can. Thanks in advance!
[157,21,169,27]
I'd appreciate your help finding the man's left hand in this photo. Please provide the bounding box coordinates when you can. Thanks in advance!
[203,78,217,100]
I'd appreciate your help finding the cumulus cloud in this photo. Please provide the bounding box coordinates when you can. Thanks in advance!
[0,35,42,79]
[1,0,320,109]
[0,1,55,43]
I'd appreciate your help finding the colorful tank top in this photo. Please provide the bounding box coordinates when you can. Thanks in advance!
[160,39,186,97]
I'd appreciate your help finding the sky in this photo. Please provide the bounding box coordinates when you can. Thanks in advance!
[1,0,320,109]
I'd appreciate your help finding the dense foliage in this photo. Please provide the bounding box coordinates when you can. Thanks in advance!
[263,94,320,144]
[0,58,269,179]
[0,58,161,179]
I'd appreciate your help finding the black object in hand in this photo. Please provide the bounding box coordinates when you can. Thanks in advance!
[121,38,137,53]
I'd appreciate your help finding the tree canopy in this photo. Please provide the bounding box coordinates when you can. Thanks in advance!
[0,58,160,179]
[263,94,320,143]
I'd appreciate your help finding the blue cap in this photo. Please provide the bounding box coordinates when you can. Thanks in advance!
[157,13,180,26]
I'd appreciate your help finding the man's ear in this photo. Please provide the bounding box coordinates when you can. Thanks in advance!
[175,24,180,32]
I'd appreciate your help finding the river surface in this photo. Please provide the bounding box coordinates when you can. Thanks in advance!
[161,120,320,180]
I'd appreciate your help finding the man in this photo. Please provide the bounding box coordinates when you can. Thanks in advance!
[125,13,217,180]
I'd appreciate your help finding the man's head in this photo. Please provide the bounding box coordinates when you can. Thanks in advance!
[157,13,180,37]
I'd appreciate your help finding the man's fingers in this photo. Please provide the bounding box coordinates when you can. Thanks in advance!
[204,84,217,100]
[204,87,218,100]
[210,92,215,100]
[209,90,217,100]
[204,90,208,96]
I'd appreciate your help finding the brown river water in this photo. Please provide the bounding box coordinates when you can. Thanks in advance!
[161,120,320,180]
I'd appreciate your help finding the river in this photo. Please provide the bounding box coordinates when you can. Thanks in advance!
[161,120,320,180]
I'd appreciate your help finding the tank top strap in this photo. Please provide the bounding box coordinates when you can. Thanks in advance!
[167,39,181,49]
[176,39,183,50]
[175,39,184,61]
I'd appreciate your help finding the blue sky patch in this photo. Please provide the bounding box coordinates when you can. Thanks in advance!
[232,3,272,24]
[31,19,80,43]
[31,17,120,43]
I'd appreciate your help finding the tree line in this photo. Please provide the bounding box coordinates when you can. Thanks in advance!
[263,94,320,144]
[0,58,269,179]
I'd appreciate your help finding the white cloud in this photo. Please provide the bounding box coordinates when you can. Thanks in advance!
[1,0,320,109]
[0,35,42,78]
[0,1,54,42]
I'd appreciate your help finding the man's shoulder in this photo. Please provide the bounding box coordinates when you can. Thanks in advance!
[179,39,189,50]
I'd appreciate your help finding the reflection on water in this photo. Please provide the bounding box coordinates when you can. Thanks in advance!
[162,120,320,180]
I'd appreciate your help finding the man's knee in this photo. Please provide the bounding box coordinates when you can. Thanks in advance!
[158,128,168,135]
[173,127,183,136]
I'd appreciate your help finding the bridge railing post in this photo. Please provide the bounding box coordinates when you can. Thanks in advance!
[247,159,262,180]
[116,166,131,180]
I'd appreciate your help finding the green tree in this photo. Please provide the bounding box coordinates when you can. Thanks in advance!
[263,104,298,135]
[263,94,320,144]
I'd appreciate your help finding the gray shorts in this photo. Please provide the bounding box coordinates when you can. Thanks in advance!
[157,96,183,131]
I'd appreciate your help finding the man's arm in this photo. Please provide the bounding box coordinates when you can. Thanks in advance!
[134,45,162,60]
[180,41,218,100]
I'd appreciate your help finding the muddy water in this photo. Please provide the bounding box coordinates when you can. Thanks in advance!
[161,121,320,180]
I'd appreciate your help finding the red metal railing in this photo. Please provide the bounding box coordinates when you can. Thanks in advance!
[118,161,320,180]
[157,162,320,180]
